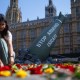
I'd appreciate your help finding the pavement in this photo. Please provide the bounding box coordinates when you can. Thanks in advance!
[0,75,46,80]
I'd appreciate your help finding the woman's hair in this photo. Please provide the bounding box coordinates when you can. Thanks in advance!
[0,13,9,38]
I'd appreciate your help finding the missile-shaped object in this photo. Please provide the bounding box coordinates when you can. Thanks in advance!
[29,12,65,61]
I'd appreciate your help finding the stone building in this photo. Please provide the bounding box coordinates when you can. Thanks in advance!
[6,0,80,55]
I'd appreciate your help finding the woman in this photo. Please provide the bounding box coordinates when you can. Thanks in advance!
[0,13,15,67]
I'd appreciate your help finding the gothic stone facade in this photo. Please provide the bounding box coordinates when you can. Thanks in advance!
[6,0,80,55]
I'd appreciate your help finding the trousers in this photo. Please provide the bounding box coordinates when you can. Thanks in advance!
[0,38,9,65]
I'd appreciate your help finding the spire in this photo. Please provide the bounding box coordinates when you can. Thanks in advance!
[10,0,18,8]
[6,0,22,25]
[45,0,56,18]
[49,0,53,5]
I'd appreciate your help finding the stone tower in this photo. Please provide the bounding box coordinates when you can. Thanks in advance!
[45,0,56,18]
[6,0,22,25]
[71,0,80,53]
[71,0,80,17]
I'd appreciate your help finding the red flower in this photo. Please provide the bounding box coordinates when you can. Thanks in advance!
[28,65,43,74]
[16,64,22,69]
[68,65,75,72]
[0,66,11,71]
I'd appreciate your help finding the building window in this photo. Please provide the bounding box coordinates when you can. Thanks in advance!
[77,48,80,53]
[13,33,16,40]
[19,30,26,40]
[76,7,80,16]
[64,24,70,33]
[73,36,77,44]
[77,36,80,44]
[20,30,26,39]
[77,23,80,32]
[22,41,26,48]
[54,39,59,46]
[64,48,70,54]
[29,29,36,43]
[64,37,70,45]
[13,44,16,50]
[29,29,36,38]
[19,41,26,49]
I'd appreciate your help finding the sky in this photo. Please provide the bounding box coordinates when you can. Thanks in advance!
[0,0,71,22]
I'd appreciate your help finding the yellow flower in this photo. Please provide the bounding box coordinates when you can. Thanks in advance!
[0,71,11,77]
[44,68,54,74]
[16,69,27,78]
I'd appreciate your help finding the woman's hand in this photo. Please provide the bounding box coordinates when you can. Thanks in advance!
[0,59,4,67]
[10,57,14,65]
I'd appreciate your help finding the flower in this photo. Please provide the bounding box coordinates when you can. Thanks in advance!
[44,68,54,74]
[16,69,28,78]
[0,71,11,77]
[0,65,11,71]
